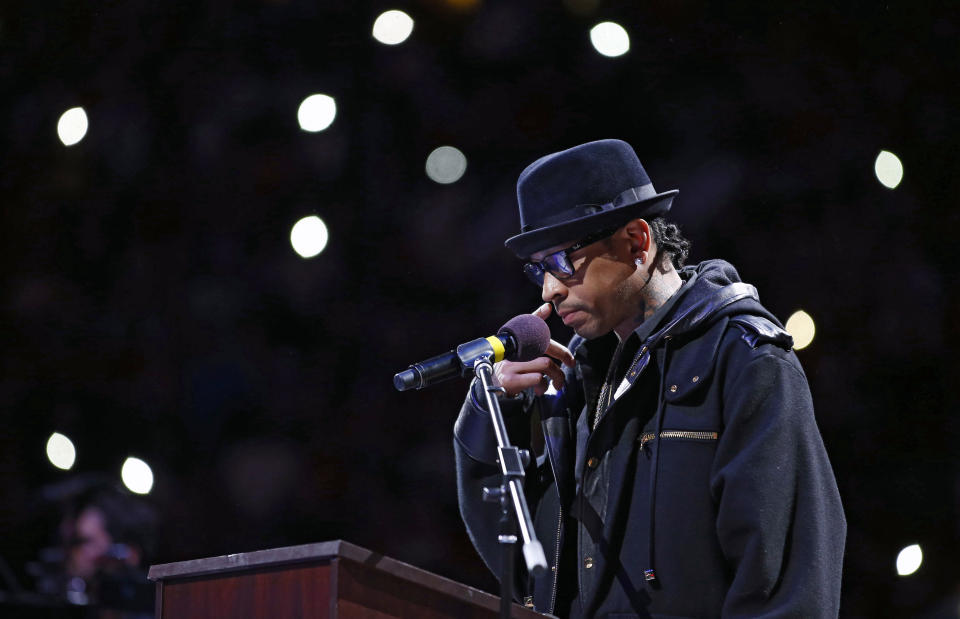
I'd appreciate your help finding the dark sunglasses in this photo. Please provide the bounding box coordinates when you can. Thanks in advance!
[522,226,620,286]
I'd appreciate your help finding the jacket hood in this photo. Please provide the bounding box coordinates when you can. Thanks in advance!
[659,258,783,339]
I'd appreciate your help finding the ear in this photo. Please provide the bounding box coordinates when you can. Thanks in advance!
[622,218,652,264]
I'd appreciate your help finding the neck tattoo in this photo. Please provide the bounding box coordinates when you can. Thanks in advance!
[633,260,680,326]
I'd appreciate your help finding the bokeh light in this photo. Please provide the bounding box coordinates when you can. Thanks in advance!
[785,310,816,350]
[896,544,922,576]
[874,150,903,189]
[290,215,329,258]
[425,146,467,184]
[121,457,154,495]
[589,22,630,57]
[57,107,89,146]
[46,432,76,470]
[372,10,414,45]
[297,94,337,133]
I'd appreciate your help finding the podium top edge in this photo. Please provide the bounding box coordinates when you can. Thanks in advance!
[147,539,360,580]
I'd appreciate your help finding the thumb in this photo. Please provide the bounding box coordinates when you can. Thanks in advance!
[533,302,552,320]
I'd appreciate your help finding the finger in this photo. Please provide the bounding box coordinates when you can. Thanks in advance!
[509,371,550,393]
[505,356,556,375]
[496,360,542,396]
[512,357,566,390]
[545,339,576,367]
[491,361,505,388]
[532,302,552,320]
[497,358,563,395]
[538,362,566,390]
[533,374,552,397]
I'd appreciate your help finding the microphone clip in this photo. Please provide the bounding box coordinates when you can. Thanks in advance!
[455,338,500,376]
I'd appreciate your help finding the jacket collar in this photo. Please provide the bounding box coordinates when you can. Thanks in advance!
[606,281,759,406]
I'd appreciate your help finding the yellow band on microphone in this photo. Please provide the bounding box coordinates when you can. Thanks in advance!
[485,335,506,363]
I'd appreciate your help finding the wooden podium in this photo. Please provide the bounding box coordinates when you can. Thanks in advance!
[148,540,554,618]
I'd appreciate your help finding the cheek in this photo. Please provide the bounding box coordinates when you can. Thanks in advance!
[584,272,632,326]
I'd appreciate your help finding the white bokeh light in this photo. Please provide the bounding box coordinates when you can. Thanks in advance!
[874,150,903,189]
[785,310,816,350]
[121,457,154,494]
[372,10,414,45]
[297,94,337,133]
[590,22,630,57]
[425,146,468,184]
[46,432,76,470]
[290,215,329,258]
[896,544,922,576]
[57,107,89,146]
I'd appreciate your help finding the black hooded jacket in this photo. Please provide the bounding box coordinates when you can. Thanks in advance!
[454,260,846,618]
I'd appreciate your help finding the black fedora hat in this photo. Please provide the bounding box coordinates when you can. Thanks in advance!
[504,139,678,258]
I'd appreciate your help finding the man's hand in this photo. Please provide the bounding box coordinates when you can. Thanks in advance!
[493,303,576,397]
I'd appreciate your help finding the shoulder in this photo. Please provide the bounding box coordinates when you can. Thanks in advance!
[728,315,793,351]
[718,314,808,388]
[663,314,803,404]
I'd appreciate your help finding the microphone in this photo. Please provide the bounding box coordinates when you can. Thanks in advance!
[393,314,550,391]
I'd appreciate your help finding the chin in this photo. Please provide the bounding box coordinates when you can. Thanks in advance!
[572,323,606,340]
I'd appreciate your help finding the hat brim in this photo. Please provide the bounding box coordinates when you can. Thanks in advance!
[504,190,678,258]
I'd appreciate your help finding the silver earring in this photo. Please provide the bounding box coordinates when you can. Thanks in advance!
[635,257,644,267]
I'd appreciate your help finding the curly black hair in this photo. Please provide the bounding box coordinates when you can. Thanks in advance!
[648,217,691,269]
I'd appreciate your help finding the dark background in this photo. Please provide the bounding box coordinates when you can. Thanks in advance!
[1,1,957,616]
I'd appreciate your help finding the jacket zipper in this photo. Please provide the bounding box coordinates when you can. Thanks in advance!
[639,430,718,450]
[549,504,562,613]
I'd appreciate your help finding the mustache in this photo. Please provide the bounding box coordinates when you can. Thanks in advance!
[555,301,588,315]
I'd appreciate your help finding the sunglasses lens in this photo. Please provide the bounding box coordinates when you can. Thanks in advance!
[542,252,575,278]
[523,263,545,286]
[523,251,576,286]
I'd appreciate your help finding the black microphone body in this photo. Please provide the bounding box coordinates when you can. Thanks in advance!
[393,314,550,392]
[393,335,515,391]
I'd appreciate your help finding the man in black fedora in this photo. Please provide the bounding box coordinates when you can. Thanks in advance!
[453,139,846,617]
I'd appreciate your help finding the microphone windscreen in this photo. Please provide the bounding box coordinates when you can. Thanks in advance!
[499,314,550,362]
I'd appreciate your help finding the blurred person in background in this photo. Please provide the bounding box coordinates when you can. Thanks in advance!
[30,481,157,619]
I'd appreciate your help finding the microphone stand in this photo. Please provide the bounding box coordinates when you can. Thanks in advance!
[471,355,548,619]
